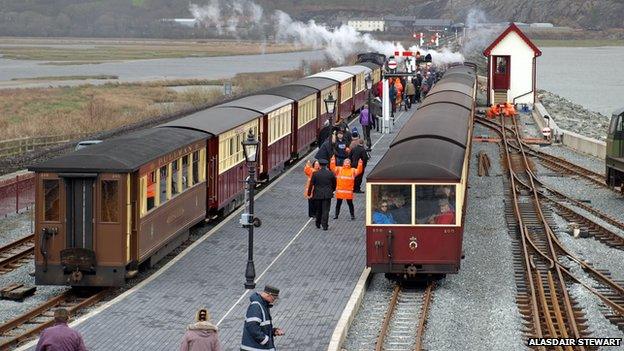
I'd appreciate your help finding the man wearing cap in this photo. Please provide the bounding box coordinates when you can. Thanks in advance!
[241,285,284,351]
[308,158,336,230]
[36,308,87,351]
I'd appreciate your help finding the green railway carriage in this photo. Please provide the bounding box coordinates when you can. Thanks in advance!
[606,108,624,188]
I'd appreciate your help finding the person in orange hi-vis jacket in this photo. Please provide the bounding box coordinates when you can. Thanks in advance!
[304,159,321,218]
[329,155,364,220]
[394,78,403,107]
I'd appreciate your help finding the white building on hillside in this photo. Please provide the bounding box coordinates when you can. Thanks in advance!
[347,19,385,32]
[483,23,542,105]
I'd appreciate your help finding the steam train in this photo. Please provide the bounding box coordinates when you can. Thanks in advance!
[365,63,477,280]
[606,108,624,189]
[29,57,384,287]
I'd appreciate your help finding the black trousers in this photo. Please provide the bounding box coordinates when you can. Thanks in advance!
[363,125,372,148]
[354,174,364,192]
[308,199,316,218]
[335,199,354,217]
[314,199,331,228]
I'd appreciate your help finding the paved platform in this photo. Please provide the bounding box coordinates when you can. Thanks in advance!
[22,109,413,351]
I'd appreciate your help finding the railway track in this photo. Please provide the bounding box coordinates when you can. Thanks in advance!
[0,288,109,349]
[375,283,434,351]
[0,234,34,275]
[496,114,624,343]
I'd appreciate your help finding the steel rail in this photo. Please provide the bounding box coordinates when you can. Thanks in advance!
[0,234,34,275]
[414,283,434,351]
[375,285,400,351]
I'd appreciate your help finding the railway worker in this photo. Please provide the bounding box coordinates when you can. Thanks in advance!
[330,155,364,220]
[349,139,369,193]
[307,158,336,230]
[429,199,456,225]
[241,285,284,351]
[333,129,350,166]
[35,308,87,351]
[372,200,396,224]
[304,159,321,217]
[405,77,416,109]
[178,308,222,351]
[394,78,403,110]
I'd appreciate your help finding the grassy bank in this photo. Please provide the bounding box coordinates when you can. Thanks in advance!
[11,75,118,81]
[0,40,309,61]
[0,68,306,141]
[535,39,624,47]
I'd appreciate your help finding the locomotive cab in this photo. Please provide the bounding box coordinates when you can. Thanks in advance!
[606,108,624,188]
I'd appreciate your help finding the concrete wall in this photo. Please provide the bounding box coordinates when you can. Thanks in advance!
[489,31,536,104]
[532,101,606,159]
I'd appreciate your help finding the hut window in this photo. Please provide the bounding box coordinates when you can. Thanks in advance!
[369,184,412,225]
[192,151,199,185]
[181,155,189,191]
[160,166,169,202]
[415,185,457,225]
[146,171,156,211]
[101,180,119,222]
[43,179,60,222]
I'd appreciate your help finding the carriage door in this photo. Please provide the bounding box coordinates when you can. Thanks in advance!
[617,113,624,157]
[64,175,96,249]
[492,56,510,90]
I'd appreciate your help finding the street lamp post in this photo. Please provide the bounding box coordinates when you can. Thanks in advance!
[365,73,373,129]
[324,92,337,129]
[241,129,260,289]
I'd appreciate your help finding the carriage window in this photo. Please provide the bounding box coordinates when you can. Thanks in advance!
[618,115,624,132]
[369,184,412,225]
[146,171,156,211]
[415,185,457,225]
[172,159,180,194]
[101,180,119,222]
[192,151,199,185]
[199,148,206,182]
[43,179,60,221]
[181,155,189,191]
[160,166,168,202]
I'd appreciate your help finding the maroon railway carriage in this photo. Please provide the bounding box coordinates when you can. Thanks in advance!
[333,65,372,113]
[285,77,338,134]
[160,107,262,215]
[311,70,355,122]
[365,67,476,280]
[29,128,209,286]
[219,95,294,180]
[263,85,319,158]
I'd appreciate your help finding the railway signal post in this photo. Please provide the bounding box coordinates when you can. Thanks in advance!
[241,130,260,289]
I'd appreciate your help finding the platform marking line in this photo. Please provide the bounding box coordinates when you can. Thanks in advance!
[216,217,313,326]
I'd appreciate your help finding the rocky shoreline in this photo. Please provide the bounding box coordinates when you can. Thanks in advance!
[537,90,612,141]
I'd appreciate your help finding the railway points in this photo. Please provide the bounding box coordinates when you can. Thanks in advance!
[16,108,413,351]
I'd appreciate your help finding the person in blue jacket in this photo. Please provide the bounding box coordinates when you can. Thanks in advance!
[373,200,396,224]
[241,285,284,351]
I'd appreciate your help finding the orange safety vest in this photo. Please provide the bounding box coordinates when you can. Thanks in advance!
[330,157,364,200]
[303,162,319,199]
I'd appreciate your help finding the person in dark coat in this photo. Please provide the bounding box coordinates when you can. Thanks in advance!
[317,120,331,147]
[414,73,422,102]
[333,129,350,166]
[349,139,369,193]
[36,308,87,351]
[315,136,334,161]
[389,83,397,117]
[370,97,381,132]
[308,159,336,230]
[241,285,283,351]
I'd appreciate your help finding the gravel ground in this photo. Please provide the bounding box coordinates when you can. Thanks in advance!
[0,261,69,325]
[516,110,542,139]
[0,209,33,246]
[423,140,525,351]
[536,143,606,175]
[342,273,395,350]
[551,212,624,283]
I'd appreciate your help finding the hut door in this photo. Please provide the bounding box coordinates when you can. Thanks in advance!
[492,56,510,90]
[65,177,95,249]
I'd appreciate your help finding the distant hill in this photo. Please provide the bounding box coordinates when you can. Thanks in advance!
[0,0,622,38]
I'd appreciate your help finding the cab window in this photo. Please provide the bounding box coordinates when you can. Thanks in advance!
[415,185,456,225]
[369,184,412,225]
[101,180,119,222]
[43,179,60,221]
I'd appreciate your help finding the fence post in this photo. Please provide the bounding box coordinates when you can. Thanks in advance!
[15,175,19,214]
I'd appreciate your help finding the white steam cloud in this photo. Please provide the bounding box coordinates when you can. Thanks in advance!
[461,9,502,56]
[189,1,464,65]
